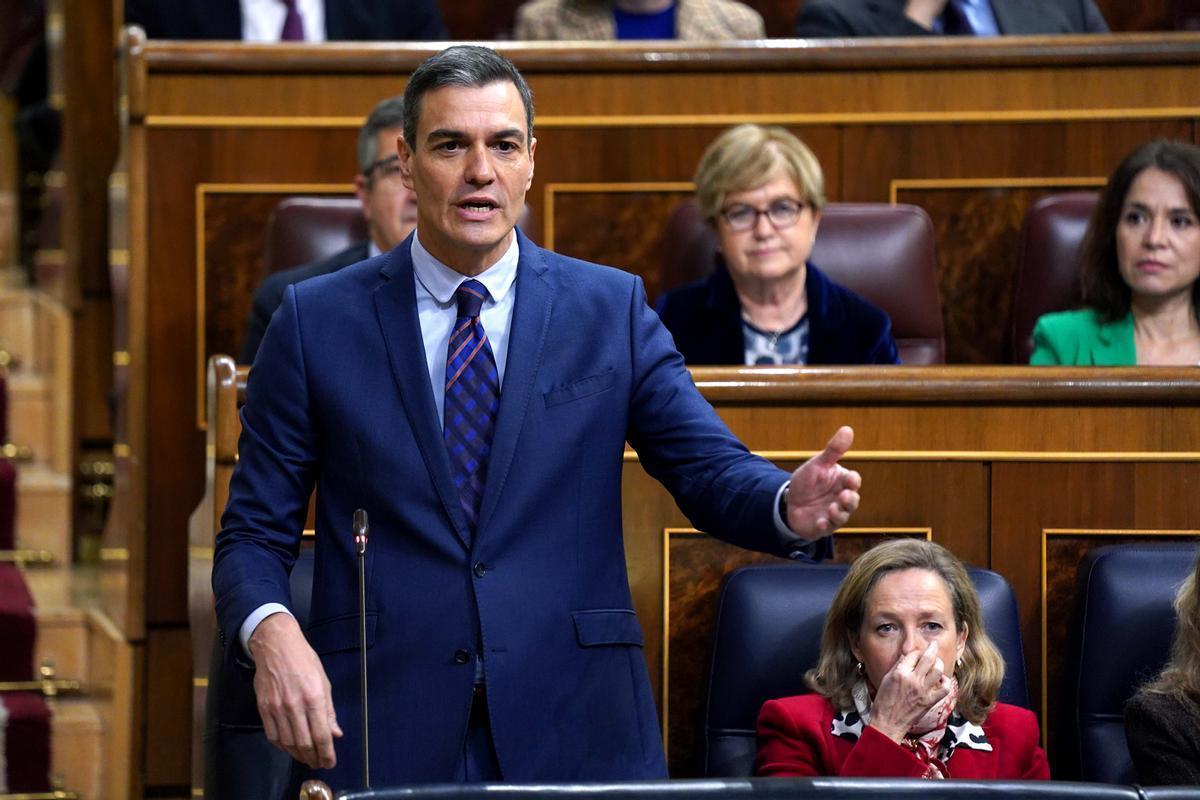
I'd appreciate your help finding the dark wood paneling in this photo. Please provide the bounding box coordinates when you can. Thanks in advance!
[990,461,1200,777]
[145,627,193,786]
[550,189,693,302]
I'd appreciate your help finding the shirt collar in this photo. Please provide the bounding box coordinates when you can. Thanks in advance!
[830,705,992,756]
[410,230,519,307]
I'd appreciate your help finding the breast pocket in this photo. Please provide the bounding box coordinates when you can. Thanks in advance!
[544,369,616,408]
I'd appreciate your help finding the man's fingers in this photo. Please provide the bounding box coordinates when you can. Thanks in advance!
[813,425,854,468]
[306,702,337,770]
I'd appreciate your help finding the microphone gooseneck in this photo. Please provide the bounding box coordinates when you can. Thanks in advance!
[353,508,370,788]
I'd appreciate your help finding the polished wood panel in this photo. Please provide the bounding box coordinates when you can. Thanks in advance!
[117,38,1200,789]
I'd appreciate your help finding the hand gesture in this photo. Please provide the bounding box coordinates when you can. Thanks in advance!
[867,642,953,743]
[905,0,951,29]
[249,612,343,769]
[786,426,861,539]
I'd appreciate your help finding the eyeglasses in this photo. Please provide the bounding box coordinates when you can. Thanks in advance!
[362,154,403,184]
[720,198,806,231]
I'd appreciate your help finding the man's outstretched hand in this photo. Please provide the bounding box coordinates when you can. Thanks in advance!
[786,426,861,539]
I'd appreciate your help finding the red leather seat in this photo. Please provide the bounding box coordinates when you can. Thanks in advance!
[659,201,946,364]
[260,197,538,277]
[262,197,368,276]
[1009,192,1099,363]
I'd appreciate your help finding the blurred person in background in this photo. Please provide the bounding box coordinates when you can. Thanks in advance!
[1125,551,1200,785]
[514,0,763,40]
[795,0,1107,38]
[240,95,418,362]
[656,124,899,365]
[125,0,446,41]
[756,539,1050,779]
[1031,140,1200,366]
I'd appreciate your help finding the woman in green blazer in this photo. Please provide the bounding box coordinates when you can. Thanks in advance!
[1031,139,1200,366]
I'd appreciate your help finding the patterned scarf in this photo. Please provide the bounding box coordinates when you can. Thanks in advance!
[851,678,959,779]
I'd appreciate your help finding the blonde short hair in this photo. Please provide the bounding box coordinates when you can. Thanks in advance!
[693,124,826,221]
[1144,553,1200,711]
[805,539,1006,724]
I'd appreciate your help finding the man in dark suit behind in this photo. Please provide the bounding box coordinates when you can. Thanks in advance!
[239,94,418,363]
[213,45,863,792]
[125,0,446,41]
[795,0,1108,37]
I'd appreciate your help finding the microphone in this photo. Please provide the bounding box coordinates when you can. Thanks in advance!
[352,508,370,789]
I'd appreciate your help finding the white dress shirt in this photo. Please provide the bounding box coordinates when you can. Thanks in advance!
[241,0,326,41]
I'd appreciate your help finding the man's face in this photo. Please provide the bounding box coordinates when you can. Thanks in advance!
[398,81,536,276]
[355,126,419,252]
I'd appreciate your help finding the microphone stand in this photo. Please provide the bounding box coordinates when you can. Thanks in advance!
[353,509,370,789]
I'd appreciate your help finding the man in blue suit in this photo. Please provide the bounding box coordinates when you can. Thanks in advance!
[212,45,862,792]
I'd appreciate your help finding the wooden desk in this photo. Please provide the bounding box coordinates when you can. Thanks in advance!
[186,361,1200,784]
[111,34,1200,790]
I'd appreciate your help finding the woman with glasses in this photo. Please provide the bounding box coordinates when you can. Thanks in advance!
[655,124,900,365]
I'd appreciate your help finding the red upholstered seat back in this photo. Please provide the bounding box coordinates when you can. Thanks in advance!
[660,201,946,364]
[262,197,368,276]
[1010,192,1099,363]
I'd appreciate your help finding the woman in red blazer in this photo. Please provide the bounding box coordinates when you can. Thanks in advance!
[756,540,1049,780]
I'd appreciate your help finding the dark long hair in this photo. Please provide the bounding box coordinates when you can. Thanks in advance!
[1079,139,1200,323]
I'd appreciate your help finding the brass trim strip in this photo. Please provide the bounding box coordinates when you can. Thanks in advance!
[144,107,1200,130]
[0,679,82,695]
[195,182,355,428]
[190,546,214,560]
[194,677,209,688]
[147,114,362,128]
[1039,527,1200,754]
[890,175,1107,204]
[109,248,130,266]
[113,443,132,458]
[623,450,1200,463]
[113,350,132,366]
[100,547,130,561]
[0,549,54,565]
[0,792,79,799]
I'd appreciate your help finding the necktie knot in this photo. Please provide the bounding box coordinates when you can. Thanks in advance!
[455,280,489,319]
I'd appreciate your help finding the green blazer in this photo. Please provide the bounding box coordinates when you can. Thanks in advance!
[1029,308,1135,365]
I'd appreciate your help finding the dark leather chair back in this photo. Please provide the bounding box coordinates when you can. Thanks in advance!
[1010,192,1099,363]
[203,545,316,800]
[263,197,369,276]
[1062,542,1198,785]
[702,562,1029,778]
[261,196,539,279]
[660,201,945,364]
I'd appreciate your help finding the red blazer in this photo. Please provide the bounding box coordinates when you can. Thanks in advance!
[756,693,1050,780]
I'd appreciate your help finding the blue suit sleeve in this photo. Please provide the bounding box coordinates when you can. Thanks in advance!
[213,285,318,653]
[623,276,797,557]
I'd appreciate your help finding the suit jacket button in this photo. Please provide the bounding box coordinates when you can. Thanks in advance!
[454,649,471,664]
[473,562,487,578]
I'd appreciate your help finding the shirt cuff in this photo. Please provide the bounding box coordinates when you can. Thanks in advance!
[774,479,828,561]
[240,602,293,660]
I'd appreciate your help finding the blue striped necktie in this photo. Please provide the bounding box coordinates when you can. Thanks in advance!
[443,280,500,533]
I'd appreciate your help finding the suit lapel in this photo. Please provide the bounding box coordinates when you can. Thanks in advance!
[373,243,472,549]
[990,0,1036,34]
[475,231,553,536]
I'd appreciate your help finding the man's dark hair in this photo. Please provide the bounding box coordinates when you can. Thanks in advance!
[1079,138,1200,324]
[401,45,534,150]
[357,95,406,175]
